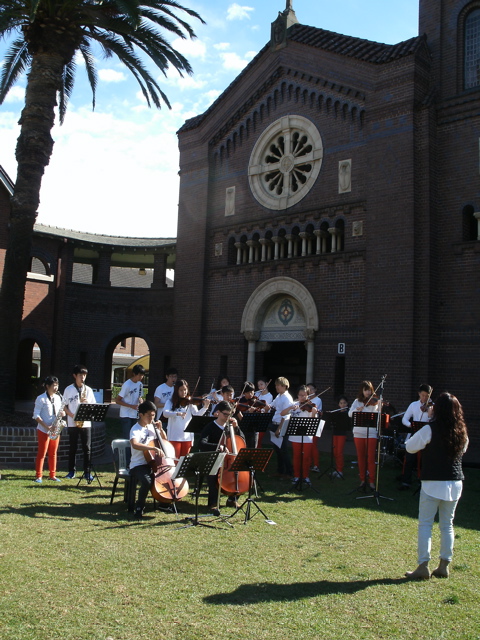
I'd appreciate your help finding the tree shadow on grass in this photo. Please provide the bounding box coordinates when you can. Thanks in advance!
[204,577,407,604]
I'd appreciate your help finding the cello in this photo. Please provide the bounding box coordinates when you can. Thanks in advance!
[217,417,250,507]
[144,421,189,504]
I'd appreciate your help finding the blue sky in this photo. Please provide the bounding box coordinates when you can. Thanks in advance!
[0,0,419,237]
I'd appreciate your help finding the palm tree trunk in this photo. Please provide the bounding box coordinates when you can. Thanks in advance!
[0,52,63,414]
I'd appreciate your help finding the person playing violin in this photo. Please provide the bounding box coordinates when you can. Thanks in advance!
[162,379,210,459]
[210,384,234,416]
[398,384,433,491]
[235,381,258,448]
[129,401,167,518]
[254,378,273,448]
[280,385,318,485]
[307,382,323,472]
[198,401,244,515]
[348,380,380,489]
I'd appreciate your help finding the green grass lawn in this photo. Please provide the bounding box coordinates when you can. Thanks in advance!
[1,458,479,640]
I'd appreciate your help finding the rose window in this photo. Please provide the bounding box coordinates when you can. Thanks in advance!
[248,115,323,210]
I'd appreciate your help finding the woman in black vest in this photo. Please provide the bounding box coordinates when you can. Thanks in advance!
[404,392,468,580]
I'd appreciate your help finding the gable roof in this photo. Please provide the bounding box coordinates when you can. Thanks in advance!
[178,23,425,134]
[0,165,14,195]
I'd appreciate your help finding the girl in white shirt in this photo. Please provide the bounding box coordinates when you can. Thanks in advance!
[163,379,210,459]
[348,380,380,489]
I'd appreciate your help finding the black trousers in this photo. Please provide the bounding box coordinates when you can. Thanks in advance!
[129,464,153,511]
[67,427,92,474]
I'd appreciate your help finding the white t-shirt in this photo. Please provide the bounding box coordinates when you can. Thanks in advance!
[271,391,294,425]
[129,422,156,469]
[255,390,273,406]
[63,384,96,428]
[33,392,63,434]
[119,379,143,418]
[402,399,431,442]
[154,382,175,418]
[163,399,208,442]
[349,398,380,438]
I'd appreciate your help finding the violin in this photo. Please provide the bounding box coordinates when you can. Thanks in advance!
[143,423,189,504]
[178,395,209,408]
[420,401,434,413]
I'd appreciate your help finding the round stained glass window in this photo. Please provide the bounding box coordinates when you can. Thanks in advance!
[248,115,323,210]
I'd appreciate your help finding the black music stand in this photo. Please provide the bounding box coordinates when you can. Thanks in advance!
[187,415,215,452]
[228,448,274,524]
[237,411,273,494]
[320,408,350,481]
[73,403,110,487]
[286,416,321,493]
[171,451,227,529]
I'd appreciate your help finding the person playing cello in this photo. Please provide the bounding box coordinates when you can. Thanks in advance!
[129,401,166,519]
[199,400,245,515]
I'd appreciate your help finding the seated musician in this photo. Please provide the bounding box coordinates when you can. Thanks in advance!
[398,384,433,491]
[129,401,167,519]
[198,400,244,515]
[280,385,318,485]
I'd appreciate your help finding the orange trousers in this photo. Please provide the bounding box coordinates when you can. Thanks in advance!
[36,429,59,478]
[291,441,314,479]
[332,435,347,473]
[353,436,377,483]
[170,441,192,460]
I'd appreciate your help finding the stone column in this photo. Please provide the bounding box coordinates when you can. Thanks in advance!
[299,231,312,257]
[244,330,260,382]
[259,238,268,262]
[303,329,315,384]
[272,236,280,260]
[329,227,337,253]
[313,229,322,255]
[234,242,245,265]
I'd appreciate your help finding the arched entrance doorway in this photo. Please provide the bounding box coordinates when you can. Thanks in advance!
[241,277,318,386]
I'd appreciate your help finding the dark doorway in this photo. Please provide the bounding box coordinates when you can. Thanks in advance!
[262,341,307,389]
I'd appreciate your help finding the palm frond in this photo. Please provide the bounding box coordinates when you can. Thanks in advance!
[79,40,97,110]
[58,57,76,124]
[0,37,30,104]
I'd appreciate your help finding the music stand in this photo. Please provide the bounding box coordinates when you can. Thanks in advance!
[73,403,110,487]
[171,451,227,528]
[186,416,214,452]
[285,416,321,493]
[355,379,394,505]
[228,448,273,524]
[238,412,273,494]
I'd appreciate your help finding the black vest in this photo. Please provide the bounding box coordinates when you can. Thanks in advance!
[421,421,464,481]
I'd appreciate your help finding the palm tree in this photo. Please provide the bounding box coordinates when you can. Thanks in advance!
[0,0,204,413]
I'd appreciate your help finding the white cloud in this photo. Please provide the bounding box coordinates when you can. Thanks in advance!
[98,69,126,83]
[214,42,230,51]
[171,37,207,60]
[226,4,254,21]
[3,86,25,103]
[28,107,186,237]
[220,52,251,71]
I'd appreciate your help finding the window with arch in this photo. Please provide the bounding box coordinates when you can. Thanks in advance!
[464,8,480,89]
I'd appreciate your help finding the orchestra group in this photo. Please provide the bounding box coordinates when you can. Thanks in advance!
[32,365,469,580]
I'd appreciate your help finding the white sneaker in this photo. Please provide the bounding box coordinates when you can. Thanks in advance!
[304,478,312,485]
[332,471,344,479]
[310,466,320,472]
[34,477,42,483]
[291,477,299,483]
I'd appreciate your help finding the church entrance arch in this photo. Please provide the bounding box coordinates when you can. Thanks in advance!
[241,277,318,385]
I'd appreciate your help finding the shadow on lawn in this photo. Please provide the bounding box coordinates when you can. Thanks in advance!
[204,577,407,604]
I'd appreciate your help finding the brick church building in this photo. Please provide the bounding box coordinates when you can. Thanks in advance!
[172,0,480,445]
[0,0,479,452]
